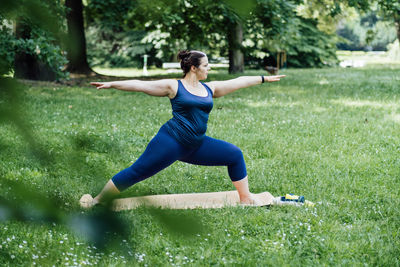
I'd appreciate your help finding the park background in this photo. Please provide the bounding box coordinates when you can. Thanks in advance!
[1,0,399,266]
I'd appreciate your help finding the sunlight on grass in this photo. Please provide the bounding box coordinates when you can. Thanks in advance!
[385,113,400,123]
[246,100,302,108]
[318,79,329,85]
[313,107,327,113]
[330,99,399,109]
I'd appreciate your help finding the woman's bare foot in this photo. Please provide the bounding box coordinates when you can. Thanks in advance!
[79,194,95,208]
[239,193,262,206]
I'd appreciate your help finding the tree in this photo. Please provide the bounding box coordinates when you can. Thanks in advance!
[84,0,155,68]
[222,0,258,73]
[65,0,93,75]
[84,0,340,70]
[299,0,400,47]
[107,0,252,73]
[336,11,397,51]
[227,21,244,73]
[376,0,400,45]
[346,0,399,46]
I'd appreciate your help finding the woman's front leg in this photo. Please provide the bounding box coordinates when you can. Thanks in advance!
[232,176,260,205]
[93,179,121,205]
[181,136,260,205]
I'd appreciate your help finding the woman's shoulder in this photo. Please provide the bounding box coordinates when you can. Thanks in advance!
[203,82,215,94]
[167,79,179,99]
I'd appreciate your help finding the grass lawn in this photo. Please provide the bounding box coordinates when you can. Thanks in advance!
[1,67,399,266]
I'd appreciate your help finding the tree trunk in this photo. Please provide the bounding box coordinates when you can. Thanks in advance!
[65,0,93,74]
[13,20,57,81]
[227,21,244,74]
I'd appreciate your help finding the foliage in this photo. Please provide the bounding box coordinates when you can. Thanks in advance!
[85,0,166,68]
[86,27,157,68]
[376,0,400,21]
[286,18,339,67]
[296,0,399,52]
[85,0,135,31]
[15,23,68,79]
[86,0,338,68]
[337,11,397,51]
[86,0,234,64]
[245,1,338,68]
[0,22,15,76]
[133,0,230,61]
[333,0,400,48]
[244,0,298,61]
[295,0,357,34]
[0,0,68,79]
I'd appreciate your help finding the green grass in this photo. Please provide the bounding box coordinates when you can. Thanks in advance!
[1,67,400,266]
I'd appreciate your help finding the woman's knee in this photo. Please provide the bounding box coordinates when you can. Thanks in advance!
[229,145,244,162]
[227,145,247,179]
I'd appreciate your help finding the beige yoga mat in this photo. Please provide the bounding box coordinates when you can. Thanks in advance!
[111,190,275,211]
[80,191,314,210]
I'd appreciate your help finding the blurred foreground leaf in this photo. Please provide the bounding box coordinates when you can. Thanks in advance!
[148,208,206,237]
[223,0,256,18]
[0,179,128,249]
[0,78,51,164]
[0,0,62,37]
[0,77,129,249]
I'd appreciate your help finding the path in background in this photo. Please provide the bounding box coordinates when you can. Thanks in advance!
[337,50,400,68]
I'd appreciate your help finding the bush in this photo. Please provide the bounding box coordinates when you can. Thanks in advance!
[286,18,338,68]
[336,12,397,51]
[86,26,160,68]
[244,17,338,68]
[0,18,68,79]
[0,22,15,76]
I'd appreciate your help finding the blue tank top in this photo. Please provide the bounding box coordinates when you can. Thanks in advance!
[164,80,214,148]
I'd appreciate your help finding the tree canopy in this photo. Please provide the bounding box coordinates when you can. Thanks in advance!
[1,0,399,80]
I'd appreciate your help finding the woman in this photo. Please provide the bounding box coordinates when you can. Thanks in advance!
[84,50,285,207]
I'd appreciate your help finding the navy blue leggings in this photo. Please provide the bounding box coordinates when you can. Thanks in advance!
[112,125,247,191]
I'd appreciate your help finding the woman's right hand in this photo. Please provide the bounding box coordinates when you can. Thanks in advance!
[90,82,112,89]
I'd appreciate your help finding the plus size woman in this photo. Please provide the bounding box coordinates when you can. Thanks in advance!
[84,50,285,207]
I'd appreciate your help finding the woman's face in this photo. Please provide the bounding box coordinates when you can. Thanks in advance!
[194,56,210,80]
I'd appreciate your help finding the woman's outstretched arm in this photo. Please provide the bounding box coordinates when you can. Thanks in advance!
[90,79,177,98]
[207,75,285,98]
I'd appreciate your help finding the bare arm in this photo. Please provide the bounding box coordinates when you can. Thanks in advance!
[207,75,286,98]
[90,79,177,98]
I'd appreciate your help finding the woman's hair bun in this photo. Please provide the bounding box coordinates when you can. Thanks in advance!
[176,50,206,77]
[177,50,190,61]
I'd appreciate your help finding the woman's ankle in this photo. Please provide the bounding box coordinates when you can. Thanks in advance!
[239,193,254,204]
[92,197,100,205]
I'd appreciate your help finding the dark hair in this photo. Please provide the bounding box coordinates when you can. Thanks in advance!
[177,50,206,77]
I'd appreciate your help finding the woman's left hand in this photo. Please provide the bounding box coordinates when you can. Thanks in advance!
[265,75,286,82]
[90,82,113,89]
